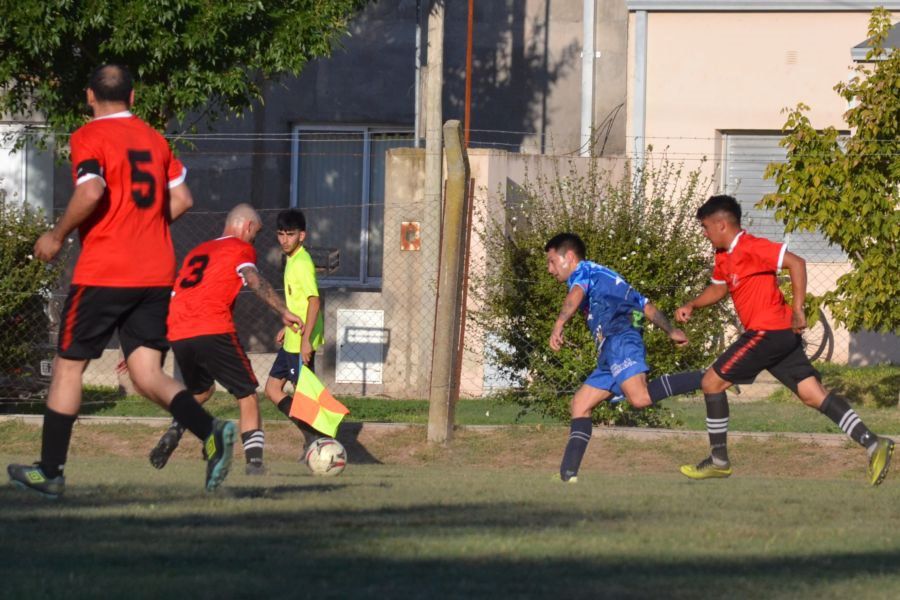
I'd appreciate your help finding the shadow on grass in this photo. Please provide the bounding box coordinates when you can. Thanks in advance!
[1,494,898,597]
[226,483,350,499]
[337,421,382,465]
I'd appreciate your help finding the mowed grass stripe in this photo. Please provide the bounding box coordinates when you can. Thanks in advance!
[1,421,899,598]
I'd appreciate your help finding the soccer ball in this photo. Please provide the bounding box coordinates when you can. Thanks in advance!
[304,438,347,476]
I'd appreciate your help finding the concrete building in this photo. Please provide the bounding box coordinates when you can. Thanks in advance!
[625,0,900,365]
[3,1,897,399]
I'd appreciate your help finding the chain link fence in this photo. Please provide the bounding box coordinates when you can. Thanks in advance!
[1,144,894,410]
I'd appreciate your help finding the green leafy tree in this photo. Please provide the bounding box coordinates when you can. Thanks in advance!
[470,156,732,426]
[762,8,899,333]
[0,0,368,142]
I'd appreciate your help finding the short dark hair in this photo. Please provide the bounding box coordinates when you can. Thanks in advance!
[544,232,586,259]
[696,194,742,225]
[88,64,133,104]
[276,209,306,232]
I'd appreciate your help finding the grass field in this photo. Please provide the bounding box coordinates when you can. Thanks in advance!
[2,420,899,599]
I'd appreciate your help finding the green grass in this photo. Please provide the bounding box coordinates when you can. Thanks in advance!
[768,363,900,407]
[27,392,556,425]
[2,421,900,599]
[667,398,900,436]
[2,364,898,436]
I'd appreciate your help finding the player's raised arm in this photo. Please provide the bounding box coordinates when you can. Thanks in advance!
[644,302,688,347]
[781,250,808,333]
[549,285,585,351]
[239,265,304,331]
[675,283,728,322]
[34,178,106,261]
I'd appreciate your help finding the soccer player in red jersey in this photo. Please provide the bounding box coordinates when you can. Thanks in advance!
[7,64,236,497]
[148,204,302,475]
[675,195,893,485]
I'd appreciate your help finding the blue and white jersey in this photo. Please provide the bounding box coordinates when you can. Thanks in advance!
[567,260,648,346]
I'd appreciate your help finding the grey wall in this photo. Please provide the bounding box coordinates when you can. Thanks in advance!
[48,1,627,214]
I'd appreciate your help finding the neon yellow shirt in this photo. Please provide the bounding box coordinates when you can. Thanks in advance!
[283,246,325,353]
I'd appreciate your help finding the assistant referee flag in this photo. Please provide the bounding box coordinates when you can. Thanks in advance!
[289,365,349,437]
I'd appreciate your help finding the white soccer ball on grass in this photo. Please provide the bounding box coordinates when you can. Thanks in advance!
[305,438,347,476]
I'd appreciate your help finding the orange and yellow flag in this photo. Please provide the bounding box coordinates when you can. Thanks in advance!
[289,364,349,437]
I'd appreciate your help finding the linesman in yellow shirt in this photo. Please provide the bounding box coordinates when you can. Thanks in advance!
[264,209,327,451]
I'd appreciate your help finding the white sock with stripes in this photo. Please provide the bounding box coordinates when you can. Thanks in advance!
[241,429,265,464]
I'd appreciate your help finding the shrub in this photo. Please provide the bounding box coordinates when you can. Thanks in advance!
[0,185,62,380]
[470,155,733,426]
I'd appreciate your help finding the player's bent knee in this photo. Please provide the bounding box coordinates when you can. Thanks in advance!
[701,369,730,394]
[264,378,284,402]
[628,394,652,409]
[194,384,216,404]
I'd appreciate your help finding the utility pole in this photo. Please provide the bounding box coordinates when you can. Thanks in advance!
[424,0,447,443]
[428,120,469,444]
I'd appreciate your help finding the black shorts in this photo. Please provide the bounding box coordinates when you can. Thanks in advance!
[268,348,315,386]
[58,285,171,360]
[171,333,259,398]
[713,328,819,394]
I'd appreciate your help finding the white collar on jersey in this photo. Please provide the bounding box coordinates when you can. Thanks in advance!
[93,110,133,121]
[727,230,746,254]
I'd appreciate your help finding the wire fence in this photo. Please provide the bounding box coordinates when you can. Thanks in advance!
[0,134,888,409]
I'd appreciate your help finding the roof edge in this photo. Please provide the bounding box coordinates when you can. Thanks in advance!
[628,1,900,12]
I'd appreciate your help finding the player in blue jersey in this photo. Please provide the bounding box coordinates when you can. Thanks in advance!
[545,232,703,482]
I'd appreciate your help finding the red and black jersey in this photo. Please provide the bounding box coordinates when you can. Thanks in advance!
[167,236,257,341]
[712,231,793,331]
[69,111,186,287]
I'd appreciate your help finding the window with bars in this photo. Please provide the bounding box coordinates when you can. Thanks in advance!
[290,126,414,285]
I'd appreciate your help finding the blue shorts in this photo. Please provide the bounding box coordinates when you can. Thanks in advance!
[583,328,649,395]
[268,348,316,386]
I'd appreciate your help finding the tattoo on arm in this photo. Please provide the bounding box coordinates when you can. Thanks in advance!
[647,304,674,334]
[557,292,581,323]
[241,267,288,314]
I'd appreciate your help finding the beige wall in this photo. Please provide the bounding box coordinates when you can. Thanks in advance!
[626,11,893,365]
[627,11,872,180]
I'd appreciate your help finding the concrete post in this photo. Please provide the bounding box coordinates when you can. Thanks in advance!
[428,120,470,443]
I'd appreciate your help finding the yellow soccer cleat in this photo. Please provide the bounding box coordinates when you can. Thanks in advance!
[553,473,578,484]
[867,437,894,487]
[680,456,732,480]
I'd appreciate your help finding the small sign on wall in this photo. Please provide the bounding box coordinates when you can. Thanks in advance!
[401,221,421,251]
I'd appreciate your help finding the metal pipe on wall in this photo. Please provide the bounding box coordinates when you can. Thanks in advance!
[580,0,596,157]
[464,0,474,147]
[414,0,422,148]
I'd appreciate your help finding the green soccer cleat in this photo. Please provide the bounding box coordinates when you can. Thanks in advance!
[204,419,237,492]
[867,437,894,487]
[680,456,732,480]
[8,463,65,499]
[149,424,185,470]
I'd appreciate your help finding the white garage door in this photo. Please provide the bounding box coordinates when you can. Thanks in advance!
[723,134,845,262]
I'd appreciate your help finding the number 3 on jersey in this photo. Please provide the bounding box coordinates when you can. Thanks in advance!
[127,149,156,208]
[180,255,209,288]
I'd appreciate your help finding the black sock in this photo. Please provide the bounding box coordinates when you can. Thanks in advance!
[39,408,77,478]
[241,429,265,464]
[560,417,592,481]
[168,390,214,440]
[277,396,322,446]
[819,393,877,451]
[648,371,704,404]
[704,392,730,465]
